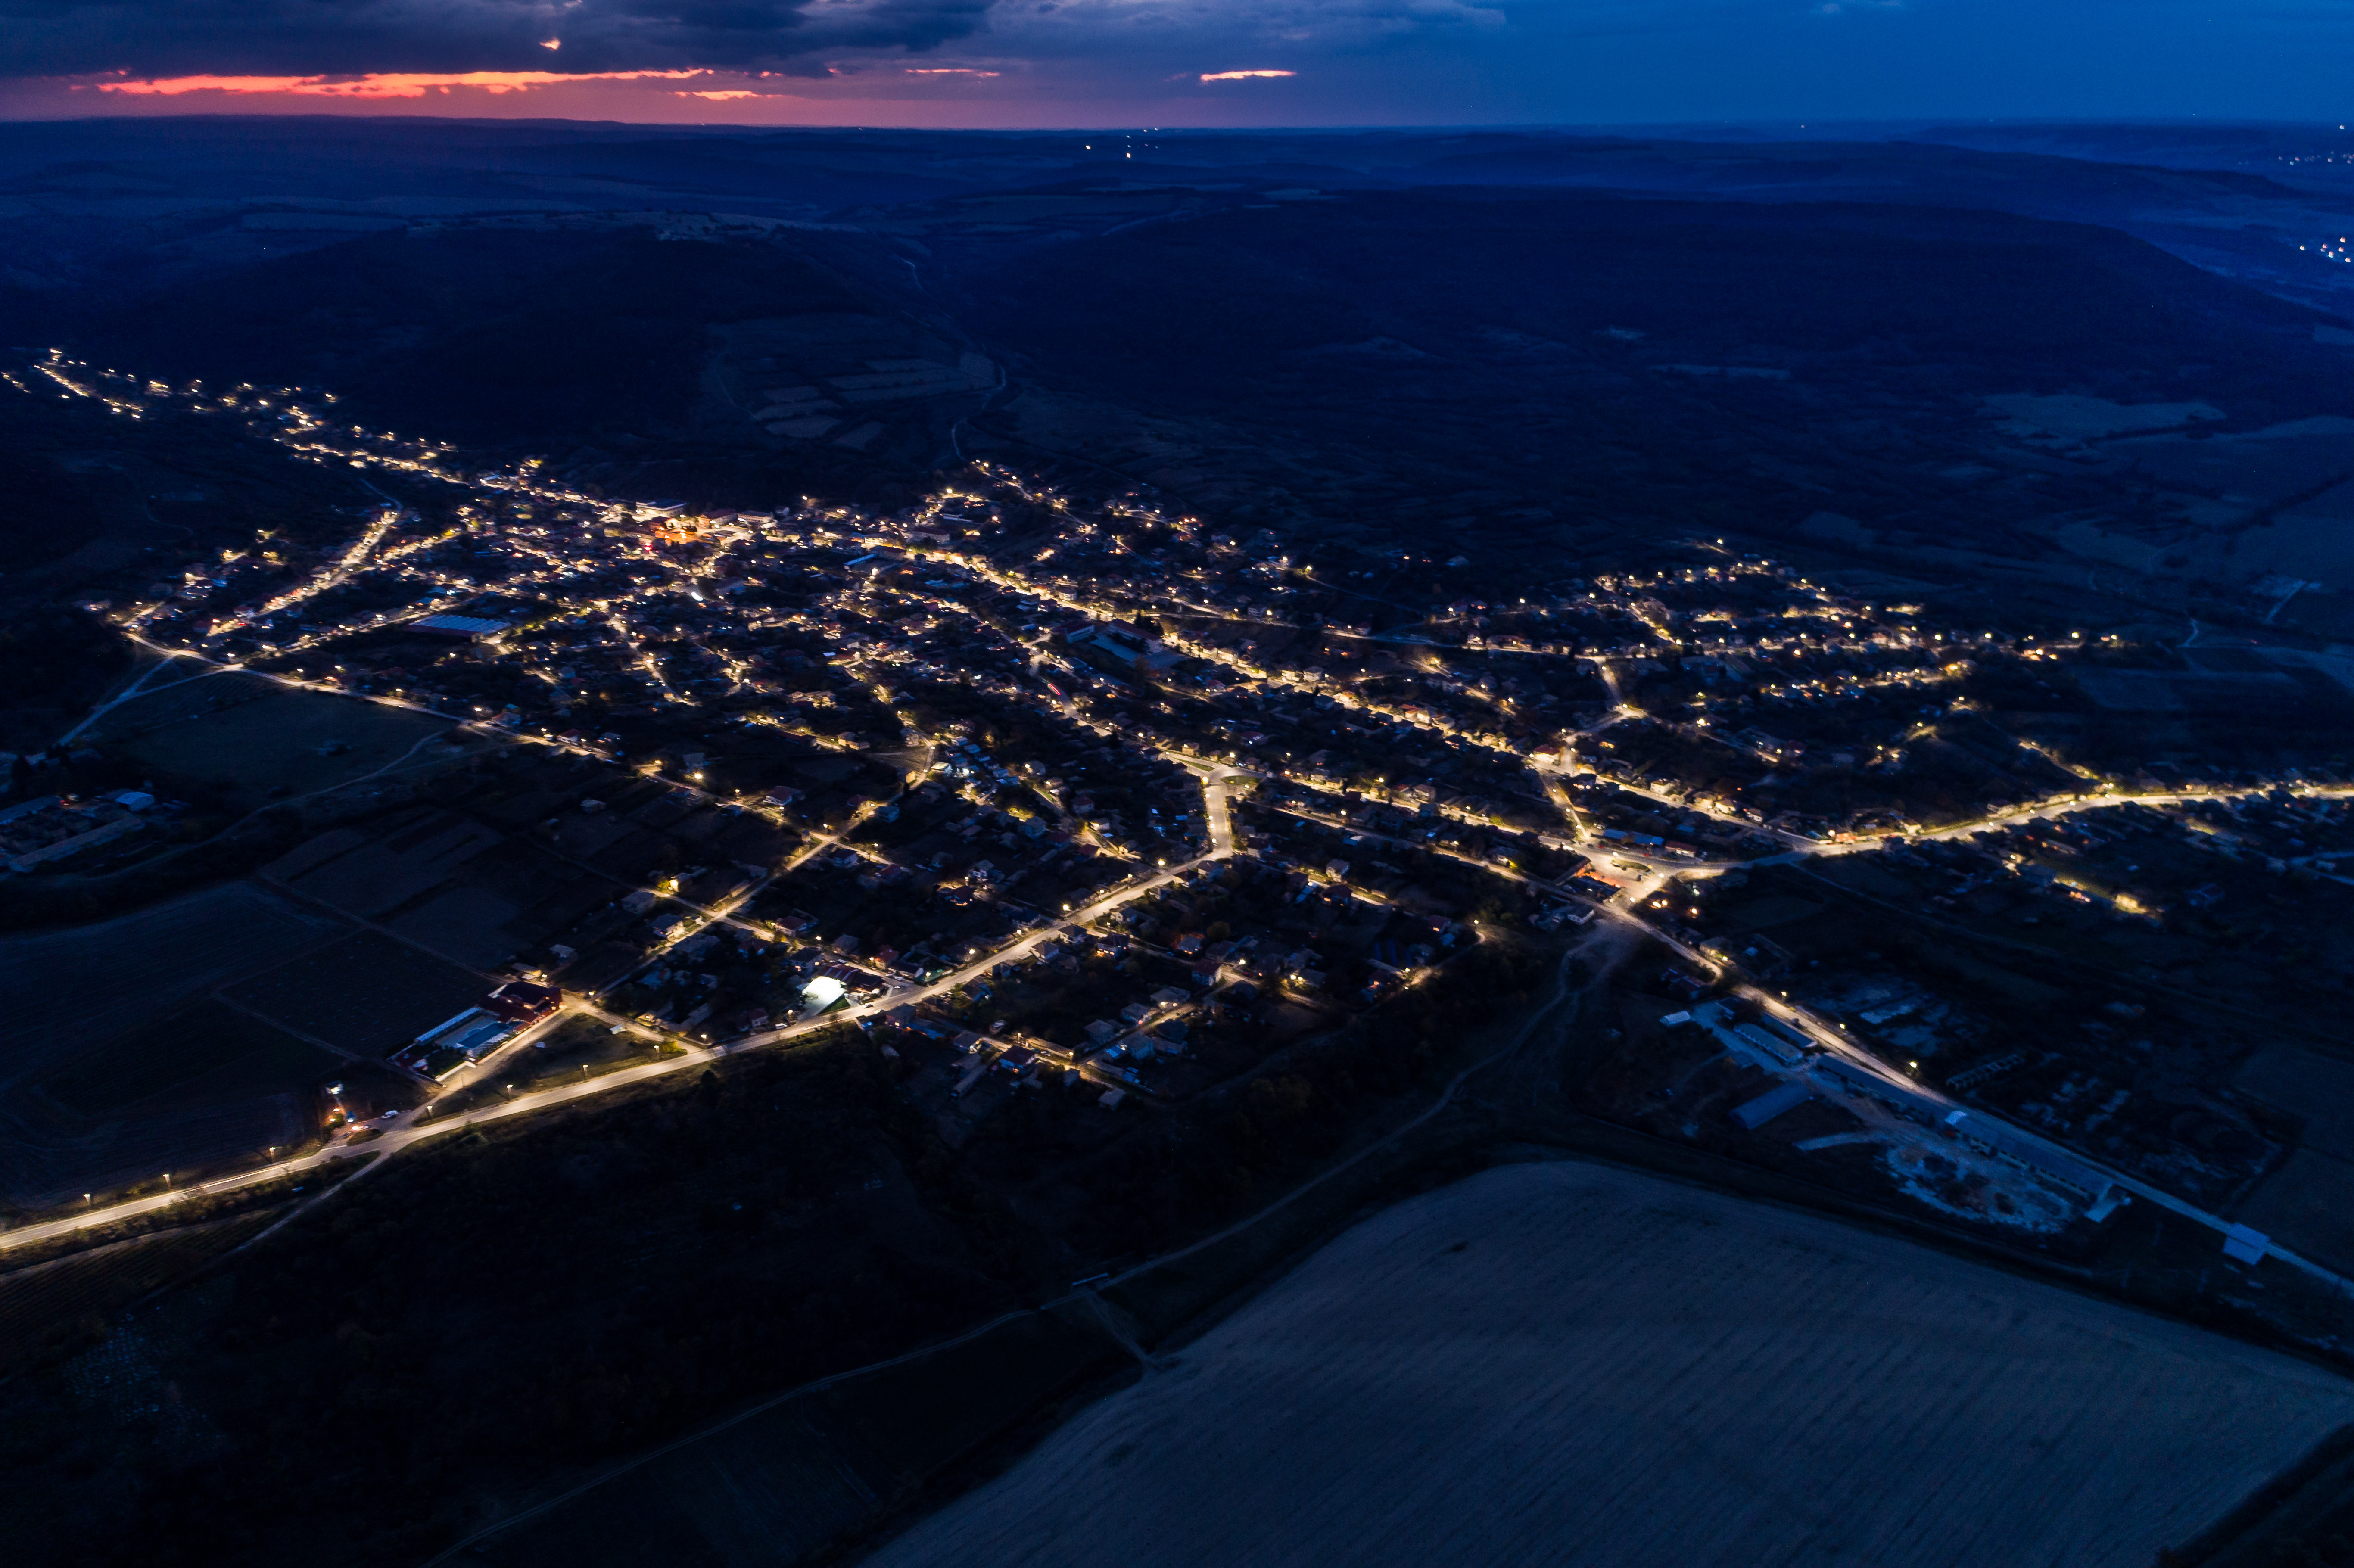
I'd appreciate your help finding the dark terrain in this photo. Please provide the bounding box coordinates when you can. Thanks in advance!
[7,118,2354,1568]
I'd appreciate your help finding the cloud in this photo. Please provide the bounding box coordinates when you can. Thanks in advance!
[977,0,1501,88]
[1198,68,1295,81]
[96,69,709,97]
[4,0,999,80]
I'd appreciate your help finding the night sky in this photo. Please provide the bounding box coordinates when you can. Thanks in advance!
[0,0,2337,126]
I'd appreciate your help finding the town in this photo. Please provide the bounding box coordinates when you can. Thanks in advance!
[9,348,2354,1328]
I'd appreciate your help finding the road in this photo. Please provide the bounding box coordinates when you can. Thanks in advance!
[25,507,2354,1291]
[29,353,2350,1295]
[57,646,240,747]
[1268,770,2354,1293]
[0,750,1249,1258]
[25,633,2338,1285]
[1800,783,2354,855]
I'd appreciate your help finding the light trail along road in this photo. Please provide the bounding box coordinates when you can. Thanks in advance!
[0,756,1249,1257]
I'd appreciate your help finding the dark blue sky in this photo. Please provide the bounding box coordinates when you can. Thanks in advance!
[0,0,2335,124]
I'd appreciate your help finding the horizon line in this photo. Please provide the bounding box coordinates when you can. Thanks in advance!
[0,110,2334,133]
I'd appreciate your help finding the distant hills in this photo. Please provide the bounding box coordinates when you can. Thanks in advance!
[8,115,2354,563]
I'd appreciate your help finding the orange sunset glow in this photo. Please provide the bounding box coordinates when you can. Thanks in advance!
[92,69,709,99]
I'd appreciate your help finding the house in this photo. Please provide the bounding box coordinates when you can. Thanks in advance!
[412,613,508,641]
[482,981,560,1024]
[1069,621,1188,677]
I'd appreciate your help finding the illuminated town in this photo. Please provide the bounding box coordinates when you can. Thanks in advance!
[9,349,2353,1295]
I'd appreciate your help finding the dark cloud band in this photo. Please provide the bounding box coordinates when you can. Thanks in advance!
[0,0,996,78]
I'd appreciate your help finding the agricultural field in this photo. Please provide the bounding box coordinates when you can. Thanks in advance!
[224,929,487,1057]
[868,1161,2354,1568]
[39,997,334,1117]
[262,805,613,969]
[0,1211,281,1376]
[0,881,349,1210]
[2236,1151,2354,1279]
[2235,1047,2354,1162]
[103,676,459,812]
[81,667,282,739]
[0,1085,309,1212]
[2228,1048,2354,1276]
[0,881,335,1092]
[465,1313,1110,1568]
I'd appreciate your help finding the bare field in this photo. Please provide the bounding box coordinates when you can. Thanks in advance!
[2236,1047,2354,1160]
[266,810,613,968]
[87,669,281,738]
[224,929,486,1057]
[0,883,343,1209]
[39,998,334,1117]
[2236,1150,2354,1279]
[866,1162,2354,1568]
[0,882,334,1092]
[0,1089,307,1210]
[0,1210,280,1376]
[2229,1049,2354,1273]
[107,682,454,810]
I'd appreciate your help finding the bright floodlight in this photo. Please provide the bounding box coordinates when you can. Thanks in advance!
[801,975,846,1009]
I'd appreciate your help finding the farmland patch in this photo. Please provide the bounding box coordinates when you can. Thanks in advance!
[0,881,333,1092]
[265,808,620,968]
[40,998,334,1117]
[0,1211,281,1376]
[2236,1046,2354,1161]
[84,668,279,738]
[2235,1150,2354,1279]
[224,929,486,1057]
[465,1314,1110,1568]
[870,1161,2354,1568]
[0,1087,309,1211]
[105,681,456,811]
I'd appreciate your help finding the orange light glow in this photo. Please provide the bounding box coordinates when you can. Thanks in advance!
[93,69,707,98]
[677,89,763,99]
[1199,69,1295,81]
